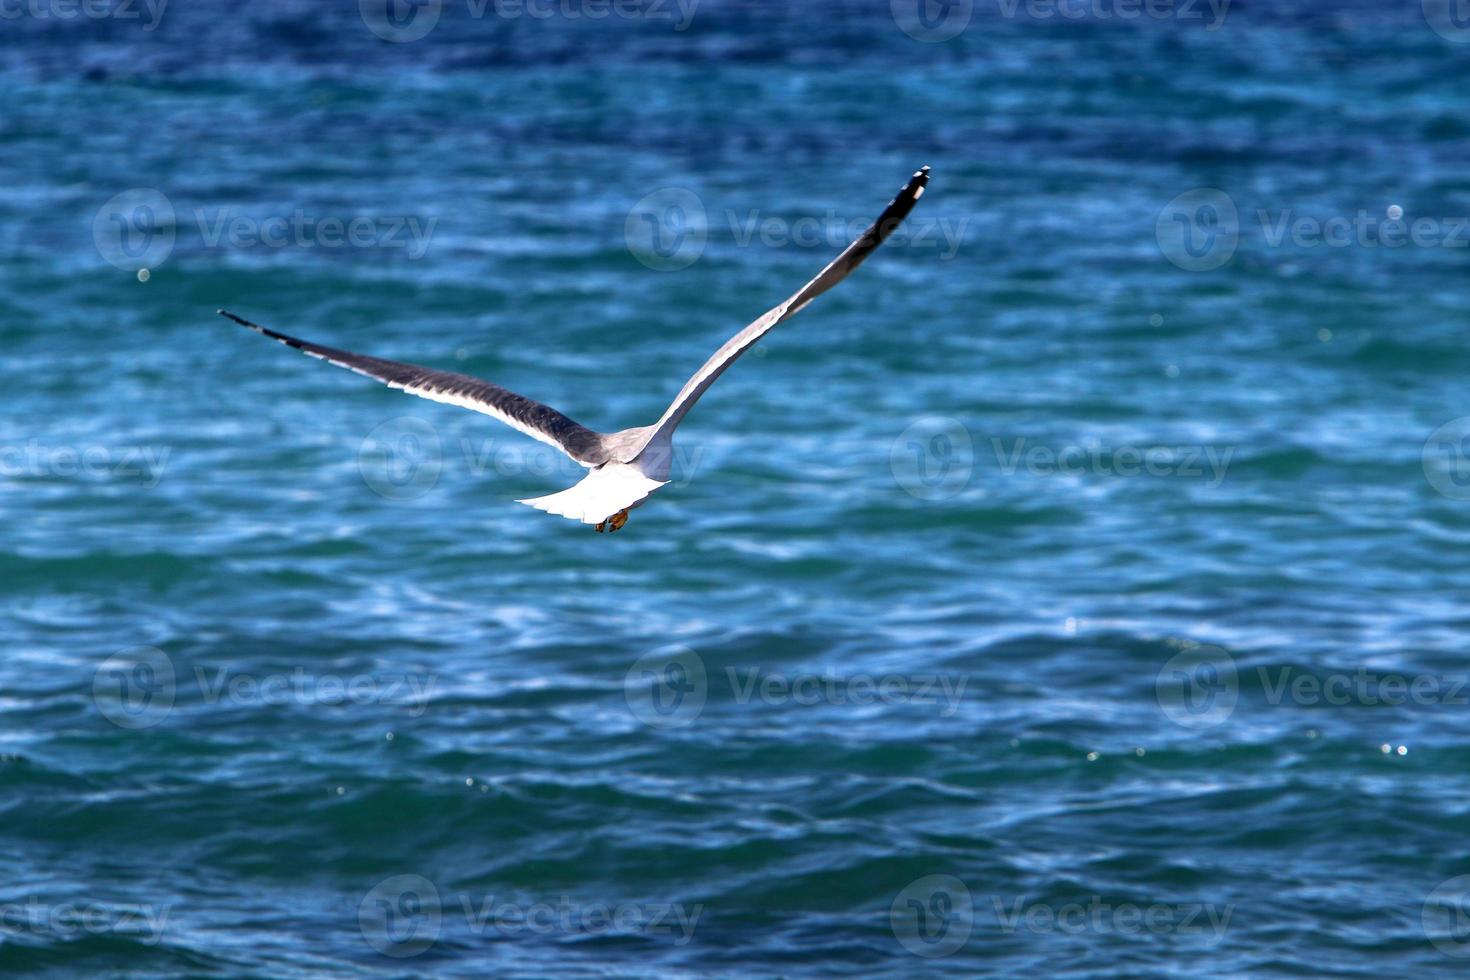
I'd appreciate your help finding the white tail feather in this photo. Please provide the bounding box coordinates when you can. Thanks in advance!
[517,465,669,525]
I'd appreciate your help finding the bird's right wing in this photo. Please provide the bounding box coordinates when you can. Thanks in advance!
[219,310,610,465]
[638,166,931,448]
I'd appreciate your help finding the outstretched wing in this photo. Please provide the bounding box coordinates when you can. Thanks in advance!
[639,166,931,448]
[219,310,610,465]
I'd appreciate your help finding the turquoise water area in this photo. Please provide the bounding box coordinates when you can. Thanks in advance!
[2,1,1470,975]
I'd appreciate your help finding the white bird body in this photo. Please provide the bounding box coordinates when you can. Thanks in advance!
[519,430,674,525]
[221,167,930,531]
[518,463,669,526]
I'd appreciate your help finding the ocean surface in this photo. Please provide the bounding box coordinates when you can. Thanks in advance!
[3,0,1470,975]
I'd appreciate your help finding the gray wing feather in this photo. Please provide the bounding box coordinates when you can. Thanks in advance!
[219,311,609,465]
[642,166,931,445]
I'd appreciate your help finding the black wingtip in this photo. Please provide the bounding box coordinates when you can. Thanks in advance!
[218,309,261,332]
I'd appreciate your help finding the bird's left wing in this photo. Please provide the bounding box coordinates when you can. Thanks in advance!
[219,310,610,465]
[637,165,931,450]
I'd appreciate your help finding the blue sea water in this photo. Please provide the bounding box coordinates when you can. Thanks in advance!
[3,0,1470,975]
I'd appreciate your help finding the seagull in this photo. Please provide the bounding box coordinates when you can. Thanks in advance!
[220,165,930,532]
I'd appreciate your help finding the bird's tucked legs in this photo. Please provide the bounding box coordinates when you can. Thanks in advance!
[593,510,629,533]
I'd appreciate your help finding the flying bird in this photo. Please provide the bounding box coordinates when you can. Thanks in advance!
[221,166,930,531]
